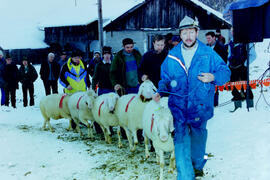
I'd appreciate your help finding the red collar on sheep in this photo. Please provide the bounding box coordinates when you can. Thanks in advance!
[59,94,67,109]
[76,95,84,109]
[98,101,105,117]
[125,95,136,112]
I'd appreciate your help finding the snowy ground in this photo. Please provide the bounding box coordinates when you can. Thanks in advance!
[1,39,270,180]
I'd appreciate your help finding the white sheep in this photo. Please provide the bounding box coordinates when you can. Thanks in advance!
[40,93,73,132]
[142,97,175,180]
[115,80,157,151]
[68,90,97,138]
[92,92,120,145]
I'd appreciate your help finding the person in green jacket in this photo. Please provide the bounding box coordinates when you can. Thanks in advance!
[110,38,142,95]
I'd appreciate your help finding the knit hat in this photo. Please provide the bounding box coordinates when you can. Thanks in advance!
[179,16,200,31]
[122,38,135,46]
[0,50,3,57]
[22,56,28,62]
[71,50,81,58]
[5,53,11,59]
[102,46,112,55]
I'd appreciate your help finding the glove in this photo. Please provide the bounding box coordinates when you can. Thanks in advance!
[197,73,215,83]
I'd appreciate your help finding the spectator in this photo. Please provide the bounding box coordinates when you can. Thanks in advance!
[18,57,38,107]
[92,46,114,95]
[216,28,226,45]
[138,34,168,88]
[88,51,101,77]
[40,52,61,95]
[110,38,142,95]
[59,51,90,94]
[0,50,6,106]
[205,31,228,106]
[172,36,181,47]
[165,33,174,50]
[3,54,19,108]
[58,51,68,67]
[227,28,254,111]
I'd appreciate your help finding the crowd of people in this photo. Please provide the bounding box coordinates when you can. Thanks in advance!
[0,15,255,179]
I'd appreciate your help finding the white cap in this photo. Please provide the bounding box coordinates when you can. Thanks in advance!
[179,16,200,31]
[48,52,55,58]
[0,50,3,56]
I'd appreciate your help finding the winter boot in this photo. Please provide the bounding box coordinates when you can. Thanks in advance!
[230,100,242,112]
[194,169,204,177]
[247,99,254,108]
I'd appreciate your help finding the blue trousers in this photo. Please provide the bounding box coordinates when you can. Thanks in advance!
[98,88,114,96]
[1,88,6,105]
[174,121,208,180]
[126,85,139,94]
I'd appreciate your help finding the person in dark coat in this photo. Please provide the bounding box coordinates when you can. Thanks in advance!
[0,50,6,106]
[92,46,114,95]
[227,33,254,111]
[87,51,101,77]
[18,57,38,107]
[40,52,60,95]
[205,31,228,106]
[216,28,226,45]
[3,54,19,108]
[138,34,168,88]
[58,51,68,67]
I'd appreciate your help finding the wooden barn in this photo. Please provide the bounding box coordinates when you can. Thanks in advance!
[104,0,231,53]
[44,20,99,59]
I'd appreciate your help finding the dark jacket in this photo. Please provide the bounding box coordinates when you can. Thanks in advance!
[110,49,142,88]
[18,64,38,86]
[138,50,168,88]
[87,57,102,77]
[217,34,226,45]
[227,40,247,69]
[92,61,113,90]
[40,60,60,81]
[208,41,228,64]
[3,63,19,89]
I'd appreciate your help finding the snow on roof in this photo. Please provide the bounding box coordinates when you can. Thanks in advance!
[0,0,144,50]
[189,0,230,24]
[40,0,145,28]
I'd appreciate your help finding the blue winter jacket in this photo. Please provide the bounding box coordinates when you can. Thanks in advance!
[158,40,231,129]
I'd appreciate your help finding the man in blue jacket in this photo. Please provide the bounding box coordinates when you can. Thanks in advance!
[153,16,231,179]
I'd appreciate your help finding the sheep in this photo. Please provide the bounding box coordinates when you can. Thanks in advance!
[39,93,73,132]
[115,80,157,151]
[91,92,120,145]
[68,90,97,138]
[142,97,175,180]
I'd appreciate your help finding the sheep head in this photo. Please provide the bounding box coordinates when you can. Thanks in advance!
[83,94,95,110]
[153,107,174,142]
[138,80,157,100]
[105,93,119,113]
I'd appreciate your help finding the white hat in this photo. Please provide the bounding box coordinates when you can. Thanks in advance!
[48,52,55,58]
[0,50,3,56]
[179,16,200,30]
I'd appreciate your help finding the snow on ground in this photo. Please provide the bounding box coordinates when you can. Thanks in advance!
[1,39,270,180]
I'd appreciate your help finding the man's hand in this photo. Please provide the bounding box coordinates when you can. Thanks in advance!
[114,84,122,91]
[197,73,215,83]
[67,85,73,90]
[152,93,161,102]
[141,74,148,82]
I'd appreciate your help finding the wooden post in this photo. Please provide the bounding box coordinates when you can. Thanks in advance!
[97,0,104,51]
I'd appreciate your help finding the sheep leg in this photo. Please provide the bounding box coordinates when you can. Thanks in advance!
[99,124,108,142]
[42,118,48,131]
[144,136,150,159]
[117,126,123,148]
[73,118,83,137]
[66,119,73,131]
[156,152,160,165]
[131,130,138,152]
[169,150,176,173]
[124,128,134,151]
[105,126,112,144]
[159,149,165,180]
[82,119,94,139]
[47,120,55,133]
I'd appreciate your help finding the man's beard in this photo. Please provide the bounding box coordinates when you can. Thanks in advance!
[183,40,196,48]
